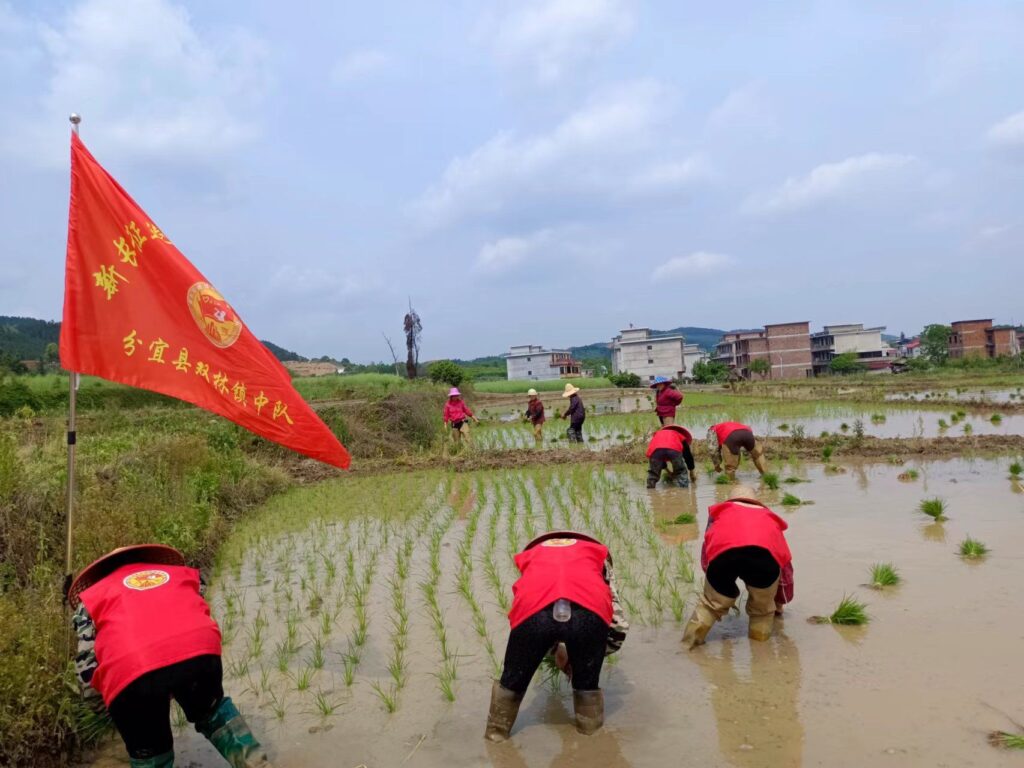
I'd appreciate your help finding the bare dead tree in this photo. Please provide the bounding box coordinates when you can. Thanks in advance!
[382,332,401,377]
[403,299,422,379]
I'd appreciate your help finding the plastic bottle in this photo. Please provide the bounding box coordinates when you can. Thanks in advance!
[553,598,572,622]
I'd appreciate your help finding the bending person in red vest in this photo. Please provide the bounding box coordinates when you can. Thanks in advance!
[645,424,696,488]
[68,544,272,768]
[485,531,629,741]
[683,487,794,648]
[707,421,768,480]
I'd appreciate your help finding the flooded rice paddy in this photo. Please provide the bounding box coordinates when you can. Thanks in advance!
[90,456,1024,767]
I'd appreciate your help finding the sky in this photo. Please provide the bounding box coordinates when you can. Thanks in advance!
[1,0,1022,362]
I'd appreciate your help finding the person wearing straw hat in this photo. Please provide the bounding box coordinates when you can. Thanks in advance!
[443,387,478,447]
[682,487,794,649]
[485,531,628,742]
[707,421,768,480]
[523,388,546,445]
[650,376,683,425]
[645,424,696,488]
[558,382,586,443]
[67,544,273,768]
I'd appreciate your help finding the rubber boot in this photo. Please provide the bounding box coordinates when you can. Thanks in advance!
[573,689,604,735]
[197,697,273,768]
[746,578,779,641]
[645,477,657,489]
[484,682,524,742]
[752,452,768,476]
[673,472,690,488]
[129,753,175,768]
[682,582,737,649]
[689,469,698,484]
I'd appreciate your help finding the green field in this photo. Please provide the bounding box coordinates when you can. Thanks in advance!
[474,377,615,393]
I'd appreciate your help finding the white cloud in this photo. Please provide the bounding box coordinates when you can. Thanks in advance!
[475,231,551,274]
[330,49,392,85]
[979,223,1012,239]
[986,109,1024,148]
[4,0,268,166]
[414,81,701,227]
[745,153,917,216]
[486,0,634,82]
[651,251,733,282]
[707,83,776,133]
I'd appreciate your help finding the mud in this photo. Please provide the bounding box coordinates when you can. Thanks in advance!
[84,458,1024,768]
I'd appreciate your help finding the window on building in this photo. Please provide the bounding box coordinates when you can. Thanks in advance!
[526,357,531,362]
[649,375,655,381]
[647,345,652,350]
[648,359,654,365]
[527,370,532,376]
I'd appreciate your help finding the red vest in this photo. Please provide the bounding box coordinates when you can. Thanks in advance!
[646,427,692,457]
[703,500,792,568]
[508,539,613,629]
[79,563,222,705]
[713,421,751,443]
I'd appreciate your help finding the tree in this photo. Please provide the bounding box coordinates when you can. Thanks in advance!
[609,372,641,388]
[748,358,771,378]
[691,359,729,384]
[921,324,951,365]
[428,359,465,387]
[382,333,401,376]
[829,352,866,375]
[404,300,422,379]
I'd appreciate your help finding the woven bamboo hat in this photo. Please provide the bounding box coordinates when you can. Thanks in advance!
[68,544,185,607]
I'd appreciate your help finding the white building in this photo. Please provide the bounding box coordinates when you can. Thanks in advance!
[610,328,687,383]
[682,343,707,380]
[810,323,887,374]
[505,345,581,381]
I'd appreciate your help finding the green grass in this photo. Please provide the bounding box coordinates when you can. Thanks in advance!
[919,498,948,521]
[869,563,900,588]
[812,595,870,625]
[474,377,614,394]
[762,472,780,490]
[292,373,415,401]
[781,492,802,506]
[714,474,731,485]
[989,731,1024,750]
[959,536,989,558]
[672,512,696,524]
[1009,461,1022,478]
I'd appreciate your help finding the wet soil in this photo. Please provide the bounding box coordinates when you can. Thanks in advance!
[85,458,1024,767]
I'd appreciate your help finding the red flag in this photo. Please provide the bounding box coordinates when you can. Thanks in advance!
[59,134,350,469]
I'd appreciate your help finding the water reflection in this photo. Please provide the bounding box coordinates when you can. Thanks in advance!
[648,488,699,545]
[693,632,804,767]
[922,521,947,543]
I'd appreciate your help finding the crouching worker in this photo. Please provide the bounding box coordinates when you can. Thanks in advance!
[485,531,628,742]
[683,488,793,649]
[707,421,767,480]
[68,544,272,768]
[646,424,696,488]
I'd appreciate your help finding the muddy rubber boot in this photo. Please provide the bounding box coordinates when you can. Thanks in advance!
[484,682,524,742]
[197,697,273,768]
[746,579,779,641]
[682,582,737,649]
[573,689,604,735]
[673,472,690,488]
[645,477,658,489]
[688,469,698,484]
[129,753,175,768]
[752,452,768,476]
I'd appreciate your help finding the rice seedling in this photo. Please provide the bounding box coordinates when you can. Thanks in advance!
[959,536,989,558]
[777,423,790,431]
[990,413,1003,424]
[312,689,341,717]
[293,667,314,691]
[869,563,900,588]
[1009,461,1022,478]
[171,702,188,729]
[762,472,780,490]
[672,512,696,524]
[989,731,1024,750]
[870,413,886,424]
[714,474,731,485]
[783,476,808,484]
[810,595,869,625]
[268,690,288,721]
[342,653,358,687]
[839,422,849,432]
[919,498,948,521]
[781,492,802,506]
[897,469,920,482]
[821,445,834,462]
[937,418,949,430]
[962,423,973,435]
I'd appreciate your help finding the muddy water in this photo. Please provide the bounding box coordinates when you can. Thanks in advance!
[885,388,1023,404]
[88,460,1024,768]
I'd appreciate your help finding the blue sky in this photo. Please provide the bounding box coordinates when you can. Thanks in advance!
[1,0,1022,361]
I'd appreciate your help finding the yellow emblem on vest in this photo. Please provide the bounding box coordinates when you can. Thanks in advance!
[123,569,170,591]
[541,538,577,547]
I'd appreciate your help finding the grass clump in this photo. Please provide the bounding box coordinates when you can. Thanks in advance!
[897,469,920,481]
[762,472,780,490]
[989,731,1024,750]
[811,595,869,625]
[919,497,947,521]
[714,474,731,485]
[959,536,989,559]
[1009,461,1022,478]
[869,563,900,588]
[672,512,696,525]
[990,413,1003,424]
[781,492,802,506]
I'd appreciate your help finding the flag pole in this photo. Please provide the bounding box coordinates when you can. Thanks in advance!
[64,112,81,595]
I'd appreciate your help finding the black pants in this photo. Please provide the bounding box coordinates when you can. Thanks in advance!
[647,446,694,484]
[706,546,780,599]
[108,654,224,759]
[500,602,607,693]
[567,421,585,442]
[723,429,756,454]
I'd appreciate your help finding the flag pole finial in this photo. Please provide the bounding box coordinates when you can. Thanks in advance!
[69,113,81,135]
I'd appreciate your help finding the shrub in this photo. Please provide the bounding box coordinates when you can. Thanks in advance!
[608,372,641,388]
[428,360,465,388]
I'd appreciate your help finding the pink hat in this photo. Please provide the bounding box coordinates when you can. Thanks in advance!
[448,387,461,397]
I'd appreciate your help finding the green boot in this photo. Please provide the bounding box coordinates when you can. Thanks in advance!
[129,752,174,768]
[197,697,273,768]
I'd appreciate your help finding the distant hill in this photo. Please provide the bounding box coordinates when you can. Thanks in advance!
[259,340,307,362]
[0,316,61,360]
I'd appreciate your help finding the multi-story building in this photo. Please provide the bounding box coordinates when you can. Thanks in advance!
[505,345,581,381]
[810,323,888,374]
[610,327,687,383]
[682,343,707,380]
[714,323,813,379]
[948,320,1021,359]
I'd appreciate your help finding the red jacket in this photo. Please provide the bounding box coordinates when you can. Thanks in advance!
[655,386,683,418]
[508,538,613,629]
[79,563,222,705]
[526,399,545,425]
[701,500,794,604]
[646,427,692,456]
[443,399,474,424]
[712,421,751,443]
